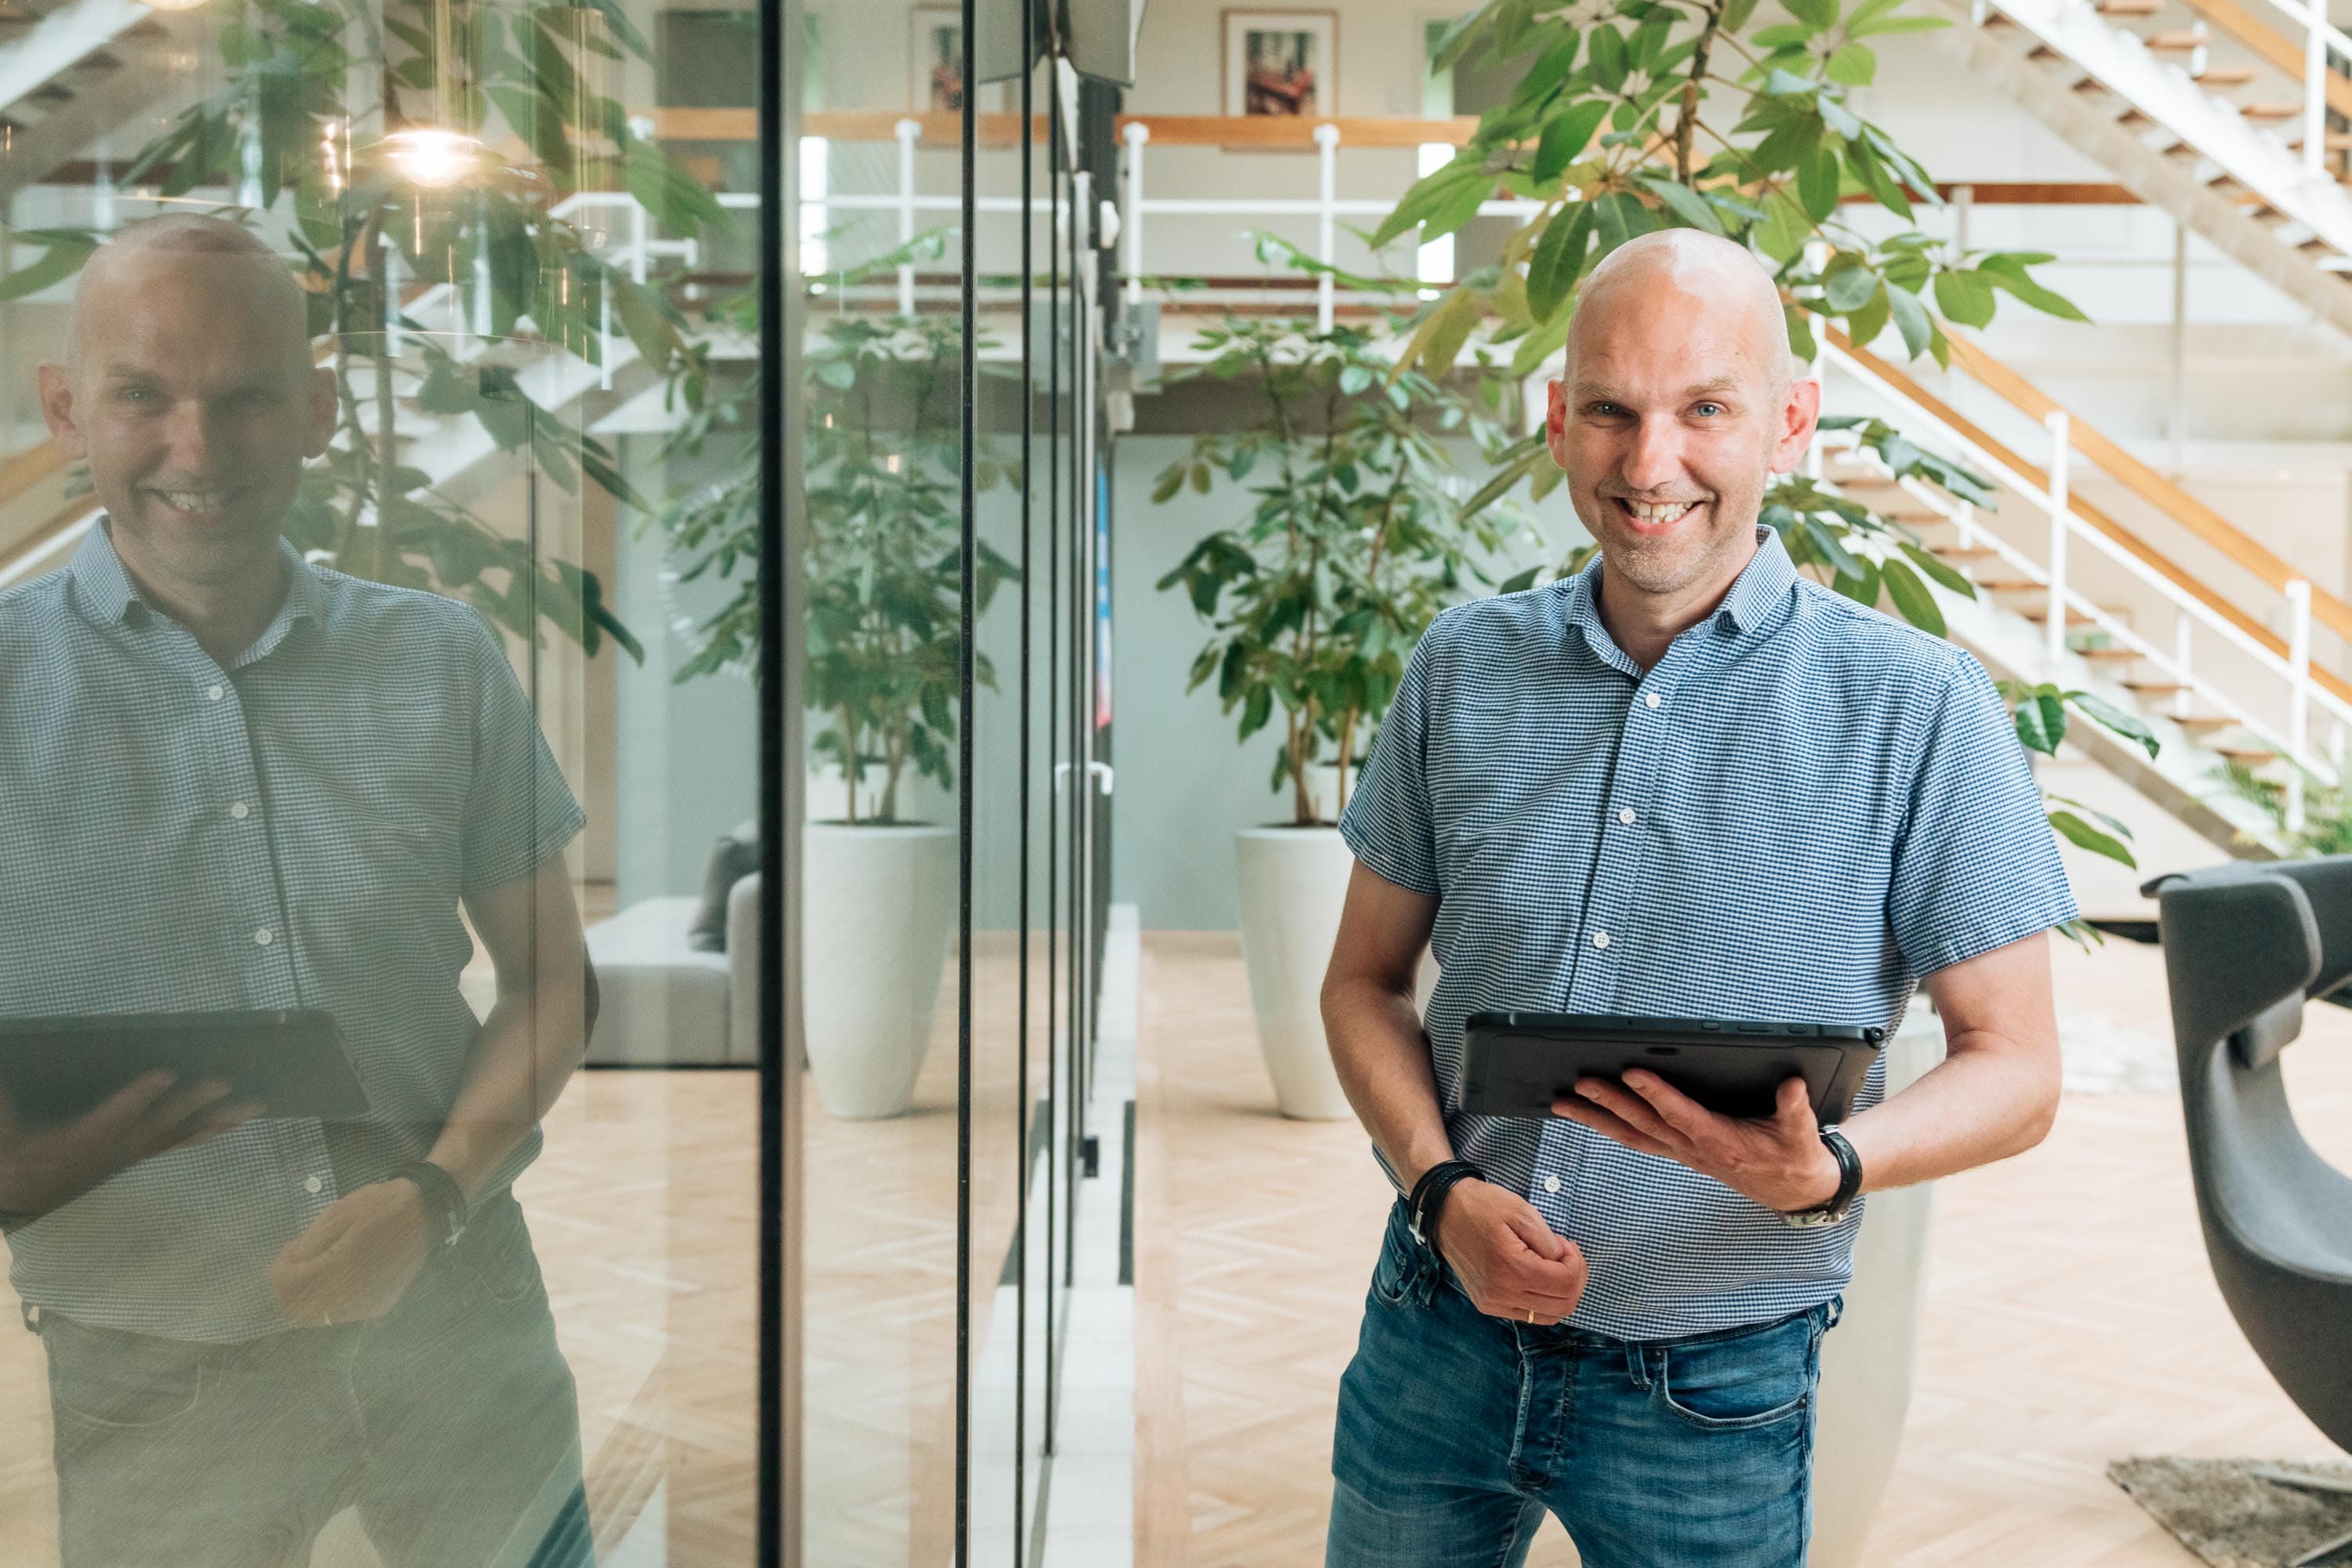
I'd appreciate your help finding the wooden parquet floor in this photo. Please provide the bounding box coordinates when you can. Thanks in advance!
[1133,931,2352,1568]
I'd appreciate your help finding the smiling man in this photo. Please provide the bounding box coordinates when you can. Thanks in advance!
[0,215,597,1565]
[1318,228,2075,1567]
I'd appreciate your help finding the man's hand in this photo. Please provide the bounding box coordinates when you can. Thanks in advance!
[0,1073,258,1220]
[270,1179,434,1326]
[1554,1072,1842,1214]
[1428,1179,1590,1326]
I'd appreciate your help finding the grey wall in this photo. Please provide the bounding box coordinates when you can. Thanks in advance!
[1109,434,1589,931]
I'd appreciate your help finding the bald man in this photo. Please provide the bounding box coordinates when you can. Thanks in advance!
[0,216,597,1565]
[1319,229,2071,1567]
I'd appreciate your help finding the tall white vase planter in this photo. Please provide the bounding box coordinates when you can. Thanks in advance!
[1233,826,1359,1120]
[1807,1004,1947,1566]
[800,822,957,1120]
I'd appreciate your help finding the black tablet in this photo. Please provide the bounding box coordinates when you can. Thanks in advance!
[0,1010,371,1123]
[1460,1012,1886,1123]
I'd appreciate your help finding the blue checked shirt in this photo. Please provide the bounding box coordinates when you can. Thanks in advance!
[1339,528,2076,1338]
[0,524,583,1341]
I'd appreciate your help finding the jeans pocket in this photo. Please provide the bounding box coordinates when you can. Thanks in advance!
[1368,1203,1430,1310]
[1655,1309,1820,1432]
[463,1200,546,1308]
[42,1316,204,1434]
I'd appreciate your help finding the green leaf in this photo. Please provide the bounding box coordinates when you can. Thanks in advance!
[1900,541,1976,596]
[1588,24,1628,91]
[1526,201,1598,322]
[1371,158,1490,249]
[1832,560,1882,608]
[2014,688,2068,755]
[1849,13,1951,37]
[1416,287,1483,376]
[1638,175,1727,236]
[0,233,96,303]
[1797,146,1842,224]
[1883,280,1933,359]
[1979,256,2091,322]
[1931,268,1997,328]
[1784,304,1819,364]
[1824,42,1878,85]
[1723,0,1765,30]
[1823,253,1878,313]
[1532,99,1610,185]
[1880,557,1945,636]
[1846,283,1891,349]
[2048,809,2135,866]
[1784,0,1839,27]
[1750,22,1815,47]
[2068,691,2161,759]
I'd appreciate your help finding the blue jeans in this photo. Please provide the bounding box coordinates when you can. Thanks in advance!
[1327,1201,1835,1568]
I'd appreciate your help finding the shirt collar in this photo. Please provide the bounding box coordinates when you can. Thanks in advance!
[1567,524,1798,665]
[68,520,321,658]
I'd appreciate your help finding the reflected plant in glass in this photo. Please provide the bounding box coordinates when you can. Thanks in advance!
[2,0,732,655]
[662,303,1018,825]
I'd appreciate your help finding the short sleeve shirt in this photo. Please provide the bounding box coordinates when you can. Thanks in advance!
[1338,528,2077,1338]
[0,524,584,1341]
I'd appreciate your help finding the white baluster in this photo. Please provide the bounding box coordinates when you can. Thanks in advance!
[1123,121,1149,310]
[2173,612,2194,721]
[2045,409,2071,668]
[1315,122,1340,333]
[2307,5,2328,179]
[896,117,921,316]
[2288,578,2313,830]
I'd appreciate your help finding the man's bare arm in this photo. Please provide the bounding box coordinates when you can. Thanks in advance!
[1319,860,1451,1190]
[430,853,600,1197]
[1322,860,1588,1323]
[1839,930,2060,1194]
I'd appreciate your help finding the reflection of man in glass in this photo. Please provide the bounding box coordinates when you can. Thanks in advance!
[0,215,598,1566]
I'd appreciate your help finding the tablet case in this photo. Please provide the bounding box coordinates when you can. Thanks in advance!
[1460,1012,1886,1123]
[0,1009,372,1123]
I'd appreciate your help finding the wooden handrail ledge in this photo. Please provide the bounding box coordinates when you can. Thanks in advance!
[2169,0,2352,124]
[1832,326,2352,709]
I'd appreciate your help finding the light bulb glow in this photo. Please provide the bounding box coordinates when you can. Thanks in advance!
[379,129,481,190]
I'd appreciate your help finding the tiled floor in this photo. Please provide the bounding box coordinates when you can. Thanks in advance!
[1131,930,2352,1568]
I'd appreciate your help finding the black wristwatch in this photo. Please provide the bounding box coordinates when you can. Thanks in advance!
[389,1160,470,1247]
[1783,1125,1863,1229]
[1408,1159,1486,1261]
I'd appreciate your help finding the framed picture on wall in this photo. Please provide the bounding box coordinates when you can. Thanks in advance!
[1223,10,1338,118]
[909,8,1004,113]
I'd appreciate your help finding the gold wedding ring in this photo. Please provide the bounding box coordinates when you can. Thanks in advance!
[1526,1307,1536,1324]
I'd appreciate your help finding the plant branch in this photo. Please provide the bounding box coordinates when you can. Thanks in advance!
[1674,0,1730,184]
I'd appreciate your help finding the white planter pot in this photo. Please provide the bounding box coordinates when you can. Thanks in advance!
[1234,826,1359,1120]
[800,822,956,1120]
[1808,1005,1947,1566]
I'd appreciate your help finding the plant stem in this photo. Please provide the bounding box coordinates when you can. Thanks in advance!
[1675,2,1726,188]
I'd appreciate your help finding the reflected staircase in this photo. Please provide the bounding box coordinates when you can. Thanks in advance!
[0,0,205,201]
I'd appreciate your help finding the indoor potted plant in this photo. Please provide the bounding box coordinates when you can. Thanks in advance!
[1154,314,1534,1118]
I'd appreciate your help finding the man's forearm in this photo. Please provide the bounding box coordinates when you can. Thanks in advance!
[426,978,588,1200]
[1323,975,1459,1192]
[1840,1025,2060,1196]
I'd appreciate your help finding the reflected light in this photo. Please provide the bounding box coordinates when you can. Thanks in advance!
[139,0,212,12]
[379,129,482,190]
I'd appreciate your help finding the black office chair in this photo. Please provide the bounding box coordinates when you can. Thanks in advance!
[2149,858,2352,1565]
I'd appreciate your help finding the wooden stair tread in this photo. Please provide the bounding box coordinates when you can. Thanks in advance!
[2193,65,2256,84]
[2143,30,2205,49]
[2239,102,2303,122]
[2097,0,2162,13]
[2120,681,2189,696]
[1974,578,2049,593]
[1929,545,2002,558]
[2075,645,2142,661]
[2172,714,2237,731]
[2022,606,2103,624]
[2292,130,2352,151]
[2214,745,2279,763]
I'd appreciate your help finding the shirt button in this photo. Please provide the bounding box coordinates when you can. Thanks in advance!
[205,684,224,702]
[303,1174,323,1196]
[1617,807,1637,825]
[1642,691,1662,710]
[1592,930,1612,949]
[254,927,274,946]
[229,802,250,820]
[1544,1174,1563,1195]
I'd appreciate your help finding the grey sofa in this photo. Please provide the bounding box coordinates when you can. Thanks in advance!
[582,874,760,1065]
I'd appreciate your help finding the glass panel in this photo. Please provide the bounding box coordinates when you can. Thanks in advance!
[0,1,760,1564]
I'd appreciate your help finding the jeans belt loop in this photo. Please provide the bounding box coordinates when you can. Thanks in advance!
[1624,1340,1650,1390]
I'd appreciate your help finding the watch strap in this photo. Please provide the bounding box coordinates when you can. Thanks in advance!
[1784,1125,1863,1229]
[388,1160,470,1247]
[1406,1159,1485,1261]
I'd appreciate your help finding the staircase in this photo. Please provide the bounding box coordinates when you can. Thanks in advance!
[1920,0,2352,336]
[0,0,207,201]
[1817,323,2352,862]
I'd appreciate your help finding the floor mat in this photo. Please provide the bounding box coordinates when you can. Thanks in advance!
[2110,1457,2352,1567]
